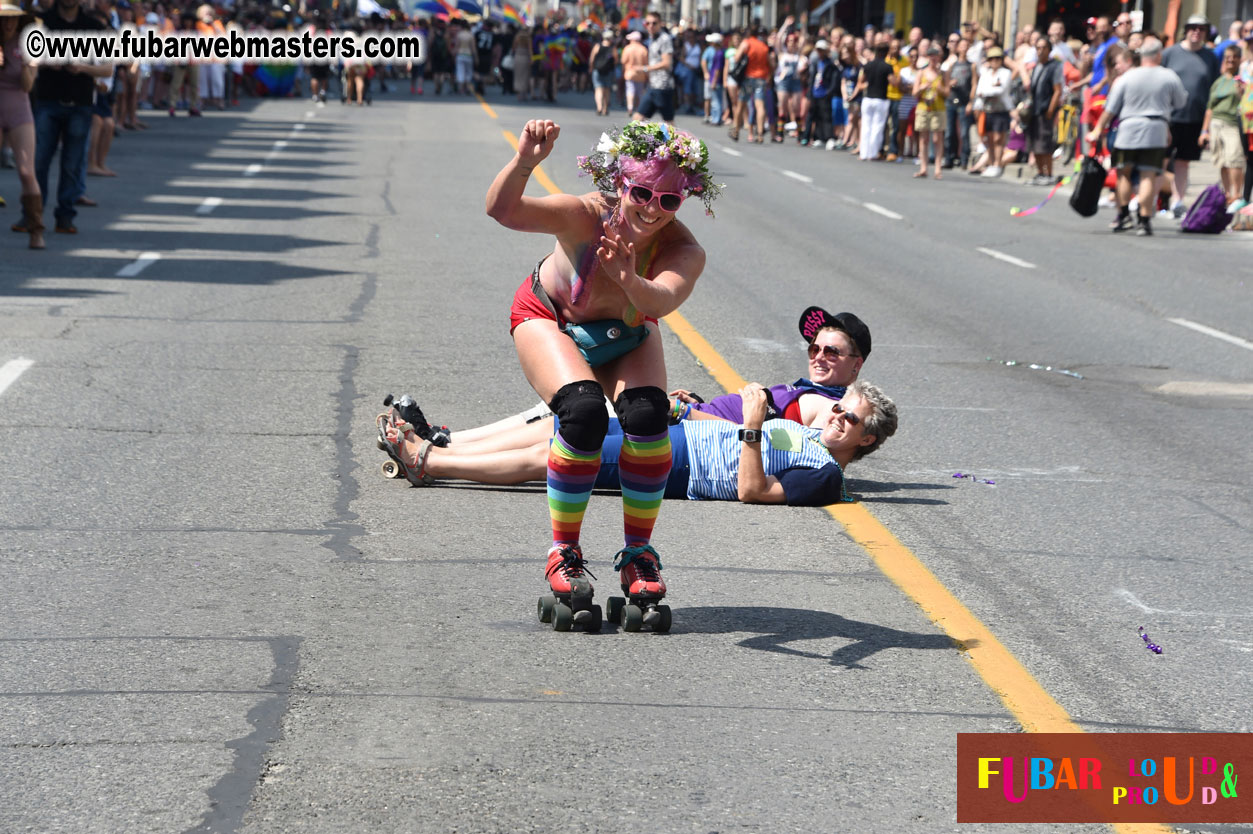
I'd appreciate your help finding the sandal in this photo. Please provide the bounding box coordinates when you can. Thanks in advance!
[728,126,739,142]
[913,171,927,178]
[375,411,434,485]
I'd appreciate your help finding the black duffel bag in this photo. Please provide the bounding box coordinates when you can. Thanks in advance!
[1069,155,1107,218]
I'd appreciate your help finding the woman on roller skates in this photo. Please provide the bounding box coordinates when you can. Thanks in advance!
[396,119,717,632]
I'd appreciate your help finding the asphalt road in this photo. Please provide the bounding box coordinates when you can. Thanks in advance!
[1,82,1250,834]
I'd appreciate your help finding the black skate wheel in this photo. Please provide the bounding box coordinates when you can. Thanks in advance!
[551,602,573,632]
[537,594,555,624]
[582,604,603,633]
[605,596,625,626]
[622,603,644,632]
[652,605,672,634]
[381,460,402,479]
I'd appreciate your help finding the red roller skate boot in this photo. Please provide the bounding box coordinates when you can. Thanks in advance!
[537,544,601,632]
[608,544,670,633]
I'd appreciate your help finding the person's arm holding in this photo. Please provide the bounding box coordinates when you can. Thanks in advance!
[736,384,787,503]
[485,120,588,232]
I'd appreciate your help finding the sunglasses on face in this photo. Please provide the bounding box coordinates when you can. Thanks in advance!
[808,343,859,361]
[623,179,685,212]
[831,401,862,426]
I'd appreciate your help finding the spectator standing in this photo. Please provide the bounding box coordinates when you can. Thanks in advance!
[633,13,675,124]
[1199,46,1247,212]
[1,0,43,248]
[912,47,947,178]
[621,30,648,115]
[972,46,1012,177]
[1241,32,1253,203]
[511,26,532,101]
[1048,19,1077,66]
[839,41,861,151]
[774,31,805,142]
[732,24,773,143]
[678,29,702,116]
[944,37,973,168]
[30,0,110,235]
[1087,37,1187,236]
[701,33,725,126]
[590,31,616,116]
[474,19,496,96]
[884,36,908,159]
[454,19,475,96]
[855,43,893,160]
[196,5,225,110]
[1212,20,1244,59]
[168,11,201,116]
[1026,32,1063,185]
[804,39,836,148]
[1162,15,1221,216]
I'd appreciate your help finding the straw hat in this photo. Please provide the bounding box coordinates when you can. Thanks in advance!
[0,0,32,16]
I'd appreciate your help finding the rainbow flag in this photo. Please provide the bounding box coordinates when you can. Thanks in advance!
[502,3,527,24]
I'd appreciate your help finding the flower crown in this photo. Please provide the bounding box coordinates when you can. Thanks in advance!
[576,122,723,217]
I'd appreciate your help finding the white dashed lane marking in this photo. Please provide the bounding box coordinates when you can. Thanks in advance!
[196,197,223,216]
[863,202,904,221]
[782,170,814,184]
[0,357,34,399]
[116,253,162,277]
[1167,318,1253,352]
[975,246,1035,269]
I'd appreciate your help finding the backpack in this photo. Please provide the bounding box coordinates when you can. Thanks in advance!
[1069,156,1107,218]
[1180,184,1233,234]
[593,45,615,73]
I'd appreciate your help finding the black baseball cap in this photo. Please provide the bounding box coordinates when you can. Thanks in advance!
[798,306,872,359]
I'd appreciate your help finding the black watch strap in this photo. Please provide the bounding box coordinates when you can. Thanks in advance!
[738,429,762,443]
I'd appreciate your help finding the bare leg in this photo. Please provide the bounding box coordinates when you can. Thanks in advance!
[1136,172,1158,217]
[446,417,555,455]
[1173,160,1190,208]
[392,432,549,484]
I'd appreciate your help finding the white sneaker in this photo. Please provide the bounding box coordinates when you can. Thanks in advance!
[825,138,838,150]
[1171,203,1186,219]
[784,121,798,131]
[1098,196,1116,208]
[982,166,1003,178]
[1128,198,1139,214]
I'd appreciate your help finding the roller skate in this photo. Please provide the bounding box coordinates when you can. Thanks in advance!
[607,544,671,633]
[537,544,602,632]
[382,393,451,447]
[374,406,435,485]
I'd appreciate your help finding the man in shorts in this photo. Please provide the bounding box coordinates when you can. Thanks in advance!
[1026,32,1063,185]
[1162,15,1220,215]
[621,31,648,114]
[1087,37,1187,236]
[633,13,675,124]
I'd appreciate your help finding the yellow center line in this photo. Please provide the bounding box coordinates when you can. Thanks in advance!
[475,93,498,120]
[488,124,1171,834]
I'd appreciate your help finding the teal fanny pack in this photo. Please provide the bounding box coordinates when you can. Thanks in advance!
[563,319,649,368]
[530,258,649,368]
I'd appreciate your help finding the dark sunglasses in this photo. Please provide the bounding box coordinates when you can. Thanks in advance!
[832,401,862,426]
[808,343,859,361]
[624,179,685,212]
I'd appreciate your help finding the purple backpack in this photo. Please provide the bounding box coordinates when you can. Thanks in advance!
[1180,184,1232,234]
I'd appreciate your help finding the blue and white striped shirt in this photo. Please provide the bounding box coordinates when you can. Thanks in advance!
[682,418,848,506]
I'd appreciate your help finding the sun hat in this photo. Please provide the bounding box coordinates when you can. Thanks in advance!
[0,0,31,16]
[626,30,641,41]
[705,32,722,44]
[814,39,830,50]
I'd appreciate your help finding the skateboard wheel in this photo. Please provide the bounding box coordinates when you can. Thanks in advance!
[605,596,625,626]
[537,594,555,624]
[381,460,402,479]
[551,602,573,632]
[622,603,643,633]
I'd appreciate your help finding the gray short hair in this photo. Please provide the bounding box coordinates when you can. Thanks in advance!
[847,379,898,461]
[1139,36,1163,56]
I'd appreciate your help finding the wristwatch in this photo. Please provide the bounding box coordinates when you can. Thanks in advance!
[738,429,762,443]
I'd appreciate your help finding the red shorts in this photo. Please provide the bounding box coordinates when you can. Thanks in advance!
[508,273,659,334]
[509,273,558,333]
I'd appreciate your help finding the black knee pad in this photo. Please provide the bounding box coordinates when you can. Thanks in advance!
[549,381,609,451]
[614,386,669,437]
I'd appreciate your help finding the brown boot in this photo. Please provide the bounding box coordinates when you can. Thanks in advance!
[20,194,45,250]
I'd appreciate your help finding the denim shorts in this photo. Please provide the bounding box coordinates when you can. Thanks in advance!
[739,76,767,101]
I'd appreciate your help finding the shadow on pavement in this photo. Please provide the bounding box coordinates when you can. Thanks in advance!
[678,605,972,669]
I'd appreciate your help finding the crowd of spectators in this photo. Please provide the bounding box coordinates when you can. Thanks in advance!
[449,10,1253,223]
[5,0,1253,249]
